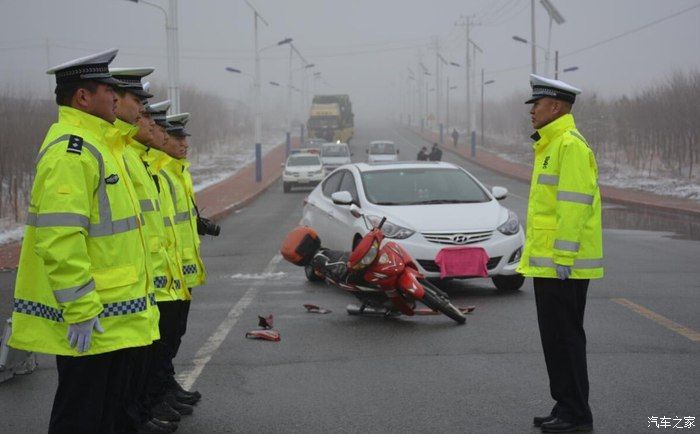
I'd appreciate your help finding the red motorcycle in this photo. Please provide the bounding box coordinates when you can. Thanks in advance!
[281,214,468,324]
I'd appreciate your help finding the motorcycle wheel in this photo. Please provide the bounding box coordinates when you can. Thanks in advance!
[419,280,466,324]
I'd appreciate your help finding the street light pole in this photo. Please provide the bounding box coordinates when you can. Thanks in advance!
[168,0,180,112]
[530,0,536,74]
[126,0,180,111]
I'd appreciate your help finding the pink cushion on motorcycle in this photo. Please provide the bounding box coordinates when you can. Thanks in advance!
[434,247,489,279]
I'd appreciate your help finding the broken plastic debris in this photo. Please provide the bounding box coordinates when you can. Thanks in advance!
[258,314,274,329]
[459,306,476,314]
[303,304,332,314]
[245,330,280,342]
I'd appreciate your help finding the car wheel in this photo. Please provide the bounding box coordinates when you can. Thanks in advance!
[304,264,323,282]
[283,182,291,193]
[492,274,525,291]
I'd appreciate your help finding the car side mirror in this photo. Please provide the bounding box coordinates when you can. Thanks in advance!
[349,203,362,218]
[492,186,508,200]
[331,191,353,205]
[280,162,285,168]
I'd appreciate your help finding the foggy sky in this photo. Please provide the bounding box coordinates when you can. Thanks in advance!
[1,0,699,125]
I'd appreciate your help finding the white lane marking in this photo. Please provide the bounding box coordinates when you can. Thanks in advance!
[229,271,286,280]
[178,253,282,390]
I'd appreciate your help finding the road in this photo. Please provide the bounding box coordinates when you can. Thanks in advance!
[0,121,698,433]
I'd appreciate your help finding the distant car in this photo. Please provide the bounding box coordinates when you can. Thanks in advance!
[320,142,352,175]
[367,140,399,163]
[301,161,525,290]
[301,138,325,151]
[282,152,324,193]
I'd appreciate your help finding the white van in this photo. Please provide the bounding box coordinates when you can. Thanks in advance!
[320,142,352,174]
[367,140,399,163]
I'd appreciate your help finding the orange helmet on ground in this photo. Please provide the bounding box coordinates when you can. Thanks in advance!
[280,226,321,266]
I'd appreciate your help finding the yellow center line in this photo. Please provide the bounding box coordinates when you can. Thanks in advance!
[612,298,700,342]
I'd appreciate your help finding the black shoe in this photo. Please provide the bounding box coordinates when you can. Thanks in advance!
[173,389,200,405]
[171,380,202,400]
[541,418,593,433]
[151,418,178,432]
[164,394,194,416]
[138,420,173,434]
[151,401,181,422]
[533,414,557,427]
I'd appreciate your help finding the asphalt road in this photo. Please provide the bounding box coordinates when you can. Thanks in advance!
[0,121,698,433]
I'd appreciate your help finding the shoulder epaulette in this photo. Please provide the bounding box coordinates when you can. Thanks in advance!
[66,135,84,155]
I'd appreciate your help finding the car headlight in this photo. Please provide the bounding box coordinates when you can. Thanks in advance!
[363,215,415,239]
[497,210,520,235]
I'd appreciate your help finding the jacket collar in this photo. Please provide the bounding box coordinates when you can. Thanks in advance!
[114,118,139,141]
[128,139,150,157]
[144,147,173,172]
[532,113,576,150]
[58,105,117,138]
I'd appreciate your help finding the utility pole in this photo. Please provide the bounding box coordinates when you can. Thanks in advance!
[457,14,478,137]
[433,36,441,127]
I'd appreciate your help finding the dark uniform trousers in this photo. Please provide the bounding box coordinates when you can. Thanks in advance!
[50,348,131,434]
[147,299,189,402]
[117,345,154,433]
[534,277,593,425]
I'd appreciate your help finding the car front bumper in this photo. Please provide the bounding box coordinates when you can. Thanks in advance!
[397,230,524,279]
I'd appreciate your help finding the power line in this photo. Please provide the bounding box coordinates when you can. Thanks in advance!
[487,3,700,75]
[561,2,700,58]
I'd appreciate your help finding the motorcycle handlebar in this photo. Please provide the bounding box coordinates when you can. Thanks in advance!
[378,217,387,230]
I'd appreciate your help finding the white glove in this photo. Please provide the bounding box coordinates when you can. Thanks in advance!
[67,316,104,353]
[556,265,572,280]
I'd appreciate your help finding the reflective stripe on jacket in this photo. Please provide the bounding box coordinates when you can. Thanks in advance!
[142,147,189,302]
[161,158,206,289]
[516,114,604,279]
[10,106,155,356]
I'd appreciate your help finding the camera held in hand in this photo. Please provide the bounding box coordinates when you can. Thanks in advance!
[197,216,220,236]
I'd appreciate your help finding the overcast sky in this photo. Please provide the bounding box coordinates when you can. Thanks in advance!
[1,0,699,123]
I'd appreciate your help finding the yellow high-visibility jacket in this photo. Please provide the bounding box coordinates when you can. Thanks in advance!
[141,146,189,302]
[161,158,206,289]
[516,114,604,279]
[10,106,155,356]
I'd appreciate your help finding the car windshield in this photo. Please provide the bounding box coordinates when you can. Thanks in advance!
[360,168,490,205]
[369,142,395,154]
[287,155,320,166]
[321,145,349,157]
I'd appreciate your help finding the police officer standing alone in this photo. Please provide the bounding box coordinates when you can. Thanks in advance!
[517,74,603,433]
[451,128,459,147]
[9,49,156,434]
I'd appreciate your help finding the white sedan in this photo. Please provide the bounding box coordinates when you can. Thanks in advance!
[301,161,525,290]
[282,152,324,193]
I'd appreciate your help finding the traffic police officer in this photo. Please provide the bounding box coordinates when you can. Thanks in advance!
[142,102,202,419]
[517,74,603,433]
[110,68,182,434]
[161,112,208,401]
[9,49,156,434]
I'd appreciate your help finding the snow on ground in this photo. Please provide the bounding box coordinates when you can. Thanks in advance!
[0,223,24,246]
[427,126,700,202]
[189,129,285,192]
[495,146,700,202]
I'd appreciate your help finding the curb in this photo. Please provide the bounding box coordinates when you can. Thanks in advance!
[406,127,700,217]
